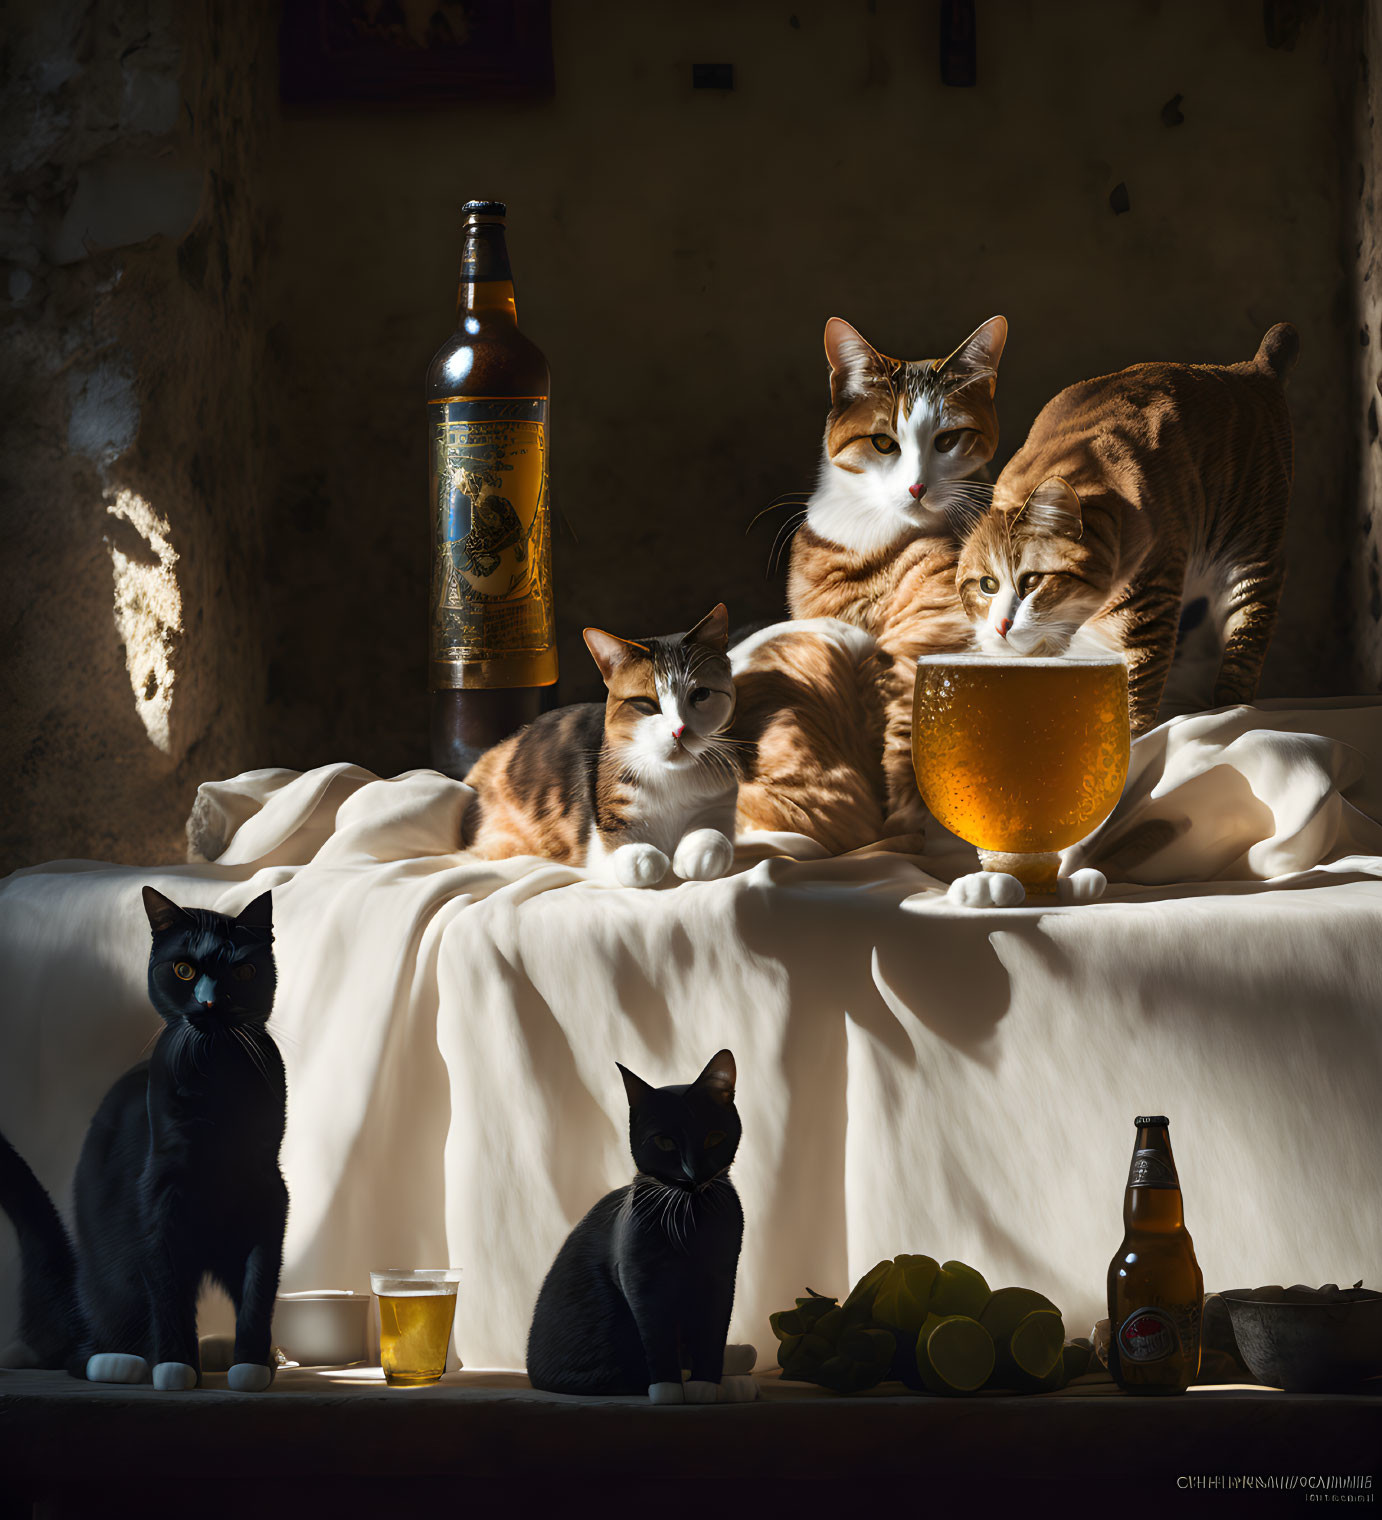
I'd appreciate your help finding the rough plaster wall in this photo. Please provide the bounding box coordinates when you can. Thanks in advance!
[0,0,276,872]
[0,1,1370,869]
[266,0,1363,777]
[1355,0,1382,689]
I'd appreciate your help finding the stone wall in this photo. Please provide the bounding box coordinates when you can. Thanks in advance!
[0,0,1376,869]
[1354,0,1382,689]
[0,0,277,871]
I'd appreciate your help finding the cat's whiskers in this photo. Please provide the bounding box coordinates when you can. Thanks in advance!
[694,736,744,785]
[745,491,812,535]
[767,511,809,577]
[231,1025,273,1087]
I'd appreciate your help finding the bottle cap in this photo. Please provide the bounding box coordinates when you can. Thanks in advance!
[462,200,507,218]
[1134,1115,1170,1127]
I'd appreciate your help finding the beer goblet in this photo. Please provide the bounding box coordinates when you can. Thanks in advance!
[911,653,1130,899]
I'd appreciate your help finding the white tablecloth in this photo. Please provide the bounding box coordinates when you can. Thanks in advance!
[2,700,1380,1367]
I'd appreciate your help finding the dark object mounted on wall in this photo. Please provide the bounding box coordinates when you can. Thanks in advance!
[692,63,735,90]
[280,0,555,105]
[940,0,977,87]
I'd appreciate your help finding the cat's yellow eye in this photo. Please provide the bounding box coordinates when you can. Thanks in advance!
[869,434,898,454]
[232,963,256,982]
[1019,572,1044,595]
[653,1135,677,1152]
[979,575,1000,595]
[704,1130,726,1149]
[934,429,965,454]
[173,961,196,981]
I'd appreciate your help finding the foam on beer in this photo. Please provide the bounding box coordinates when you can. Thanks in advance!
[915,652,1128,668]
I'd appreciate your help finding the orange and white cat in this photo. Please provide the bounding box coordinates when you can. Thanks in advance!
[956,325,1297,733]
[786,315,1006,829]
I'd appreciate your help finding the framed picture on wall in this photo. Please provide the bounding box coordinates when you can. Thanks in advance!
[280,0,555,104]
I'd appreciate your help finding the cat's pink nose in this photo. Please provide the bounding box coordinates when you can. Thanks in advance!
[672,723,685,740]
[997,618,1013,638]
[908,482,926,499]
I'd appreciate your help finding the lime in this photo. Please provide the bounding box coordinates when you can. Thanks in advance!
[873,1255,940,1336]
[978,1286,1058,1343]
[930,1260,991,1320]
[843,1260,893,1317]
[1009,1310,1065,1381]
[770,1309,804,1339]
[915,1313,995,1394]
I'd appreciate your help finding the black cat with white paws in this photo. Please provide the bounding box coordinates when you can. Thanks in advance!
[0,887,287,1392]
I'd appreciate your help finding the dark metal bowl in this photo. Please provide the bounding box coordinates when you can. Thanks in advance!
[1220,1291,1382,1392]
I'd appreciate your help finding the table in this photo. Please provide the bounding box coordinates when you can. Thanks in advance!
[1,1366,1377,1517]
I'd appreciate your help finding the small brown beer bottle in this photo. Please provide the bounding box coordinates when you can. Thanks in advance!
[426,200,556,777]
[1107,1115,1204,1394]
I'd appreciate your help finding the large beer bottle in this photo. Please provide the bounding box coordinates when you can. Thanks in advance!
[427,200,556,777]
[1107,1115,1204,1394]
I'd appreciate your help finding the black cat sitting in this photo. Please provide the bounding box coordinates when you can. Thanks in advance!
[527,1049,757,1403]
[0,886,287,1391]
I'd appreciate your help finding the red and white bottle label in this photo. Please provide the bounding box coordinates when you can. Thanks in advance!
[1117,1308,1179,1362]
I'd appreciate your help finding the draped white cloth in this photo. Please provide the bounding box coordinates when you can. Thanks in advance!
[2,699,1380,1368]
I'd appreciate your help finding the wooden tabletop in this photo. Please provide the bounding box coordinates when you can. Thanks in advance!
[2,1366,1377,1517]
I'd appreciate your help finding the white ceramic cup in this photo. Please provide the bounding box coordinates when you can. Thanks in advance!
[271,1289,372,1367]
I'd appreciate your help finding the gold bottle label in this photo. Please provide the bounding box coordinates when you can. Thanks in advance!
[428,395,557,690]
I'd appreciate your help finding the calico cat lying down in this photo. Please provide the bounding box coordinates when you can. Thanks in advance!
[527,1050,756,1402]
[0,888,286,1390]
[463,604,740,887]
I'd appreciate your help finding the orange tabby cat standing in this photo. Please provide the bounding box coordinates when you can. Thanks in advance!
[957,325,1297,732]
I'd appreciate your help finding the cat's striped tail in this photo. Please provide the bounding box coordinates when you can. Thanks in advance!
[0,1129,83,1368]
[1254,322,1299,381]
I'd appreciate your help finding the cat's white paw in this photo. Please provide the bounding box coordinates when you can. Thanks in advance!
[1057,868,1108,905]
[948,871,1025,908]
[614,842,671,888]
[152,1360,198,1391]
[227,1362,273,1391]
[648,1380,685,1404]
[722,1343,757,1376]
[718,1374,761,1403]
[672,828,735,882]
[87,1352,150,1384]
[683,1379,718,1404]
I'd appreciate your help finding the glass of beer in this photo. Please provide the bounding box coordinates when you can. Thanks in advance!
[370,1268,462,1386]
[911,653,1129,897]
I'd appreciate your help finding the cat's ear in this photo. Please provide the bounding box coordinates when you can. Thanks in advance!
[683,603,729,653]
[1016,477,1083,539]
[235,891,273,934]
[936,315,1007,385]
[693,1049,736,1107]
[583,627,643,682]
[824,317,885,404]
[617,1062,655,1109]
[142,886,193,935]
